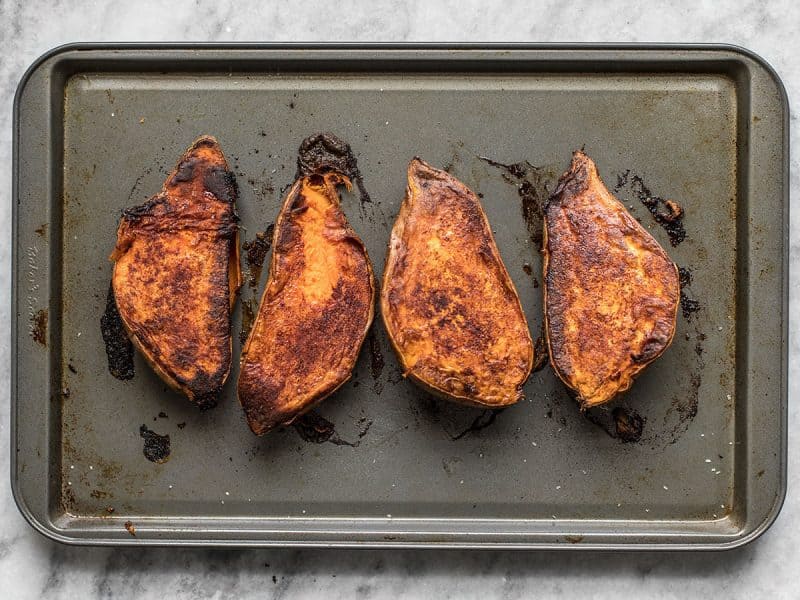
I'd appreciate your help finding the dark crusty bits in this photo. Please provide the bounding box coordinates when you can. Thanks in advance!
[242,224,274,288]
[139,425,170,463]
[297,132,371,205]
[100,283,135,380]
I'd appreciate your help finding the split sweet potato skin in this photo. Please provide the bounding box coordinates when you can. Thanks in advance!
[381,158,534,407]
[543,151,680,408]
[111,136,241,407]
[237,172,375,435]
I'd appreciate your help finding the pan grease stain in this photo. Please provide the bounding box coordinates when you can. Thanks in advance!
[140,425,170,463]
[100,284,135,380]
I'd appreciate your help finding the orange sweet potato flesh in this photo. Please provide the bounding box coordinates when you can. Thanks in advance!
[381,158,534,407]
[110,136,241,408]
[237,172,375,435]
[543,151,680,408]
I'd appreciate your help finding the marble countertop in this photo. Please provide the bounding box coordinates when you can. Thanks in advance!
[1,1,797,598]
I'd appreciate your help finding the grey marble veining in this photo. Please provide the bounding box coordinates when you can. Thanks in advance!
[0,1,797,598]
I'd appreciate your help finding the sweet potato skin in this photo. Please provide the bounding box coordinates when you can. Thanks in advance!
[381,158,534,407]
[237,172,375,435]
[111,136,241,407]
[543,151,680,408]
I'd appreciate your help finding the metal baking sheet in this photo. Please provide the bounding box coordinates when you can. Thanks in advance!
[11,44,788,549]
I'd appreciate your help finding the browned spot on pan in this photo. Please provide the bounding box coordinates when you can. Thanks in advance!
[30,309,47,346]
[124,521,136,536]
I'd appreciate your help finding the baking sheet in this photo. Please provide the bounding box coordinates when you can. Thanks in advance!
[11,45,788,548]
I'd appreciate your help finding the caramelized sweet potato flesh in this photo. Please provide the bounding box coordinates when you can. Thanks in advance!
[111,136,241,407]
[238,172,375,435]
[544,151,680,408]
[381,158,534,406]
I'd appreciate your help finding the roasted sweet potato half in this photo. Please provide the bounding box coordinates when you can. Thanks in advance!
[237,172,375,435]
[543,151,680,408]
[381,158,534,407]
[110,136,241,408]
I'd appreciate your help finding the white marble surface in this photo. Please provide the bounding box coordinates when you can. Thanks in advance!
[1,1,797,598]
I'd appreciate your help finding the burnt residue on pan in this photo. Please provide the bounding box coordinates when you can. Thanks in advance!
[292,411,372,447]
[100,284,135,380]
[449,408,505,441]
[367,329,385,393]
[242,225,274,289]
[678,265,702,320]
[616,170,686,246]
[246,175,275,204]
[296,131,389,229]
[30,308,47,346]
[478,156,558,251]
[139,425,170,463]
[532,335,548,373]
[297,132,371,204]
[239,298,257,346]
[678,266,692,288]
[612,407,646,443]
[680,292,702,320]
[584,404,646,444]
[411,392,507,440]
[127,165,154,203]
